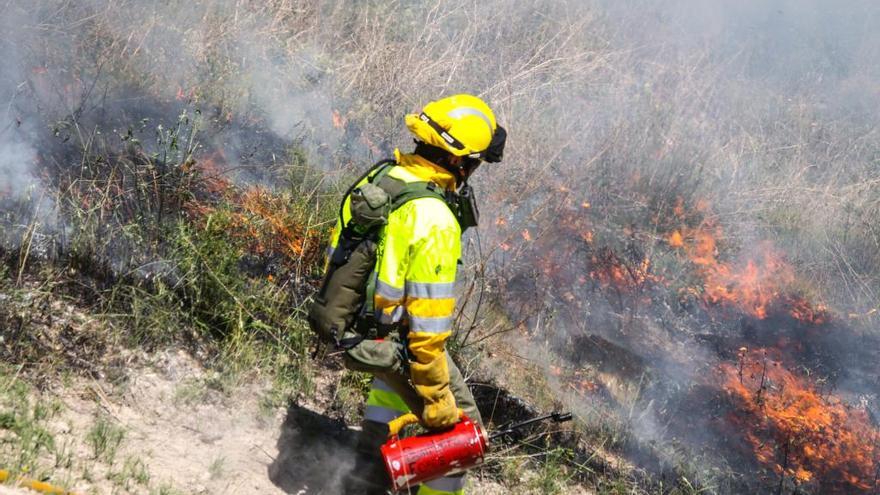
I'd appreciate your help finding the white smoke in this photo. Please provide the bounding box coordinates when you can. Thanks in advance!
[0,2,38,197]
[0,131,38,196]
[0,2,57,253]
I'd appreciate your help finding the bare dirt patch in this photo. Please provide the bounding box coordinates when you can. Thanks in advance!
[18,350,287,494]
[6,349,539,495]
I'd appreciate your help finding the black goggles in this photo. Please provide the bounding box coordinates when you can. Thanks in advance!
[419,112,507,163]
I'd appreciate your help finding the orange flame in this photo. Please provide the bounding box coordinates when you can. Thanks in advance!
[331,109,346,129]
[189,151,233,196]
[183,154,324,271]
[590,248,660,292]
[787,297,830,325]
[702,247,792,319]
[673,197,686,218]
[669,204,826,320]
[720,350,879,492]
[549,365,601,395]
[240,187,308,256]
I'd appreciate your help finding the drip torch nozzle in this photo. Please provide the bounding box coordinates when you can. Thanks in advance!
[552,412,573,423]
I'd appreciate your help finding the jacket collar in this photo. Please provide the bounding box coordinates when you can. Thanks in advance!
[394,148,457,191]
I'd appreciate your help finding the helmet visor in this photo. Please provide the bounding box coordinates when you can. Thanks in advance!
[480,125,506,163]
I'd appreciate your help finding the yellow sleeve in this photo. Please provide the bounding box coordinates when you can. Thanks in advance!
[403,213,460,365]
[373,197,460,362]
[375,196,461,428]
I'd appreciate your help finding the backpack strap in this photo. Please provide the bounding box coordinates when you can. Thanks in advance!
[372,172,450,213]
[391,182,448,211]
[339,159,454,232]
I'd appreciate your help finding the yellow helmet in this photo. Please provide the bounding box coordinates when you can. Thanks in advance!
[405,94,502,160]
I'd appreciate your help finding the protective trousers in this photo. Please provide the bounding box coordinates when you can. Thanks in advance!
[342,338,481,495]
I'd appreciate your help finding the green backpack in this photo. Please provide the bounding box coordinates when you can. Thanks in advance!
[308,159,458,349]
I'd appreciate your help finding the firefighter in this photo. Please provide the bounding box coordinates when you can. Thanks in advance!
[329,94,505,494]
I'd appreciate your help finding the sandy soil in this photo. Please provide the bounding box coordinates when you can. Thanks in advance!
[9,349,524,495]
[36,350,290,494]
[1,280,597,495]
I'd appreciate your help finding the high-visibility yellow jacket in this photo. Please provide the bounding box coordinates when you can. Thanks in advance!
[328,149,460,402]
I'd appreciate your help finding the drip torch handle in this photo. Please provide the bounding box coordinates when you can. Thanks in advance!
[386,409,467,438]
[387,413,420,437]
[488,411,573,441]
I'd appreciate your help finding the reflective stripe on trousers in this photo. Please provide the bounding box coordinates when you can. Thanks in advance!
[364,377,467,495]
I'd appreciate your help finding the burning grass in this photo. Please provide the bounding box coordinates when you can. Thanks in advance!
[589,247,660,294]
[185,180,326,280]
[719,349,879,493]
[667,201,830,325]
[5,1,880,492]
[0,103,339,403]
[499,187,876,492]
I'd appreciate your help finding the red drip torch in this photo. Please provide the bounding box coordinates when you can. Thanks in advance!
[381,411,573,492]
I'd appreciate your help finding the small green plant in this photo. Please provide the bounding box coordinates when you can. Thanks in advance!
[497,456,527,488]
[328,370,372,424]
[173,378,211,405]
[86,415,125,464]
[81,461,93,483]
[208,456,225,480]
[0,367,57,477]
[110,455,151,489]
[53,436,74,469]
[150,482,183,495]
[527,447,575,495]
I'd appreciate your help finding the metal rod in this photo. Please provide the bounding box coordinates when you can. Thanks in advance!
[489,411,573,441]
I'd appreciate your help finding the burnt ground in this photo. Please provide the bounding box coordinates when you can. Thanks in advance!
[549,300,880,494]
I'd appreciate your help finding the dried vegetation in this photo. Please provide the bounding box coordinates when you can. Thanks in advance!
[1,1,879,494]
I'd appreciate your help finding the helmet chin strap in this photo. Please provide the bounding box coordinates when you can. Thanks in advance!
[413,141,467,187]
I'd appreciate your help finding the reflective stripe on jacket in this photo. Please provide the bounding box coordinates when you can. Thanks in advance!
[327,149,460,379]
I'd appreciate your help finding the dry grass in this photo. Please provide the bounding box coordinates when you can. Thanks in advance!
[2,1,879,493]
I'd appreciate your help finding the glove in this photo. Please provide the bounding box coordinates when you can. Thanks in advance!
[410,354,459,429]
[387,413,420,437]
[421,388,459,429]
